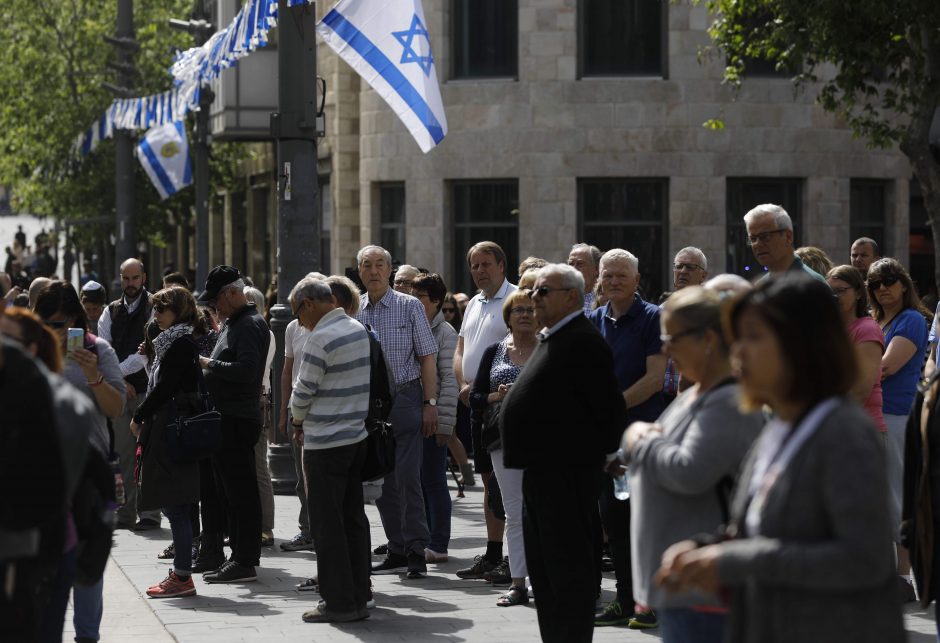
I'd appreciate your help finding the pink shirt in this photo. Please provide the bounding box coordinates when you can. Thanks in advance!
[849,317,888,433]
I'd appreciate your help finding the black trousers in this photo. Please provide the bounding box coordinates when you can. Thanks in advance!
[198,458,225,555]
[210,415,261,567]
[523,467,599,643]
[304,440,370,613]
[599,474,634,605]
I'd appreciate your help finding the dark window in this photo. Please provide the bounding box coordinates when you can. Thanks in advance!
[578,179,668,302]
[726,178,802,277]
[579,0,664,77]
[452,0,518,79]
[319,176,332,272]
[452,180,519,294]
[850,179,888,251]
[379,183,406,265]
[909,181,936,299]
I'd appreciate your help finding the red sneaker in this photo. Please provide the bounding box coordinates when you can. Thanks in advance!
[147,571,196,598]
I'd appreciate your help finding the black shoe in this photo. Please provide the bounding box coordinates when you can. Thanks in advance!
[156,542,175,559]
[485,557,511,586]
[203,561,257,583]
[899,576,917,603]
[280,531,315,552]
[373,543,388,555]
[628,607,658,629]
[371,553,408,575]
[192,554,225,574]
[601,546,615,572]
[405,552,427,579]
[134,518,161,531]
[455,554,498,580]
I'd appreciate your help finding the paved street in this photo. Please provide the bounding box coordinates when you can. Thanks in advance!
[58,473,939,642]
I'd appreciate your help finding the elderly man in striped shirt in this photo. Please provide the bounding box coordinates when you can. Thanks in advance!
[289,277,372,624]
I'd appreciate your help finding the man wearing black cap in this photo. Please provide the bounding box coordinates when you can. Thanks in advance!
[197,265,271,583]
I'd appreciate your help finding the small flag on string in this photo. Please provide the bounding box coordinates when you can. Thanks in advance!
[317,0,447,153]
[136,121,192,200]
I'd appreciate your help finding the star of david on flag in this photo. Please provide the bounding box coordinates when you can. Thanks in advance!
[136,121,193,200]
[317,0,447,153]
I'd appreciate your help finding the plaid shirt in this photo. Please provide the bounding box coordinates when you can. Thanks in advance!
[357,287,437,385]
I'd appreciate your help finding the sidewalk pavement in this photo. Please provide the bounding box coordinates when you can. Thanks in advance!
[64,475,938,642]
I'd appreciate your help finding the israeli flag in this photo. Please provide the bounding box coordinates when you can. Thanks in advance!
[136,121,193,200]
[317,0,447,153]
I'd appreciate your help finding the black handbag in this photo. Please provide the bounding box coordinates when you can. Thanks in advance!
[166,367,221,463]
[360,419,396,482]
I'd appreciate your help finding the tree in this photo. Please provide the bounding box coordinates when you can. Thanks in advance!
[0,1,247,267]
[699,0,940,287]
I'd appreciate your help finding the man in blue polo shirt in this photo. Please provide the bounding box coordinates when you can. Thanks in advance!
[589,248,666,630]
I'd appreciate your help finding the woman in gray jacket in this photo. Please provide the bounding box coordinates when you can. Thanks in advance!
[622,287,763,642]
[412,273,459,563]
[657,275,905,643]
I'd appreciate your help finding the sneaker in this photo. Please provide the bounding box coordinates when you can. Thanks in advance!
[191,553,225,574]
[484,557,511,586]
[203,561,257,584]
[406,552,427,579]
[898,576,917,603]
[373,543,388,555]
[455,554,498,580]
[297,577,319,592]
[134,518,161,531]
[260,532,275,547]
[425,548,449,563]
[280,532,315,552]
[157,542,175,560]
[628,606,658,629]
[146,571,196,598]
[595,599,631,626]
[371,553,408,575]
[302,601,369,623]
[460,463,476,486]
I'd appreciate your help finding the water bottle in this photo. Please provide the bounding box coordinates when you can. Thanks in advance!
[613,469,630,500]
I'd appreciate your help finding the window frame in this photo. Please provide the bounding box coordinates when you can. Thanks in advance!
[725,177,803,277]
[378,182,407,266]
[451,179,520,295]
[577,0,668,79]
[450,0,519,81]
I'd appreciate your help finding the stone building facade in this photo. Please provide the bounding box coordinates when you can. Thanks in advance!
[208,0,919,300]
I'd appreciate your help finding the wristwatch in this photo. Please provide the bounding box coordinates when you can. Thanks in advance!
[423,398,437,406]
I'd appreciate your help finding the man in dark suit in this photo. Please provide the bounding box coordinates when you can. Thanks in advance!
[500,263,627,643]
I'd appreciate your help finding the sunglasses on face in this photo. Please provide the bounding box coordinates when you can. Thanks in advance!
[43,319,68,329]
[867,274,899,290]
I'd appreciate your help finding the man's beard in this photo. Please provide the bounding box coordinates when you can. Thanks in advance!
[124,286,140,300]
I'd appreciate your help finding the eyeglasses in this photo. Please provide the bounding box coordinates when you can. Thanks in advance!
[529,286,573,298]
[830,286,853,296]
[42,319,68,329]
[510,306,536,316]
[867,275,899,290]
[660,327,705,346]
[673,262,704,272]
[746,229,788,245]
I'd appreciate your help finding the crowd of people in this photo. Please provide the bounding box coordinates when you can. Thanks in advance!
[6,200,940,642]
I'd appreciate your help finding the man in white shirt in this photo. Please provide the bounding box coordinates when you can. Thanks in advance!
[453,241,516,580]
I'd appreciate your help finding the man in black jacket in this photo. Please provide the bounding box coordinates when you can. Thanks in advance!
[500,263,627,643]
[197,265,271,583]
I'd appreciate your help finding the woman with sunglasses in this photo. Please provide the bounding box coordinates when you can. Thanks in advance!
[655,275,904,643]
[826,265,887,434]
[621,287,762,643]
[469,288,539,606]
[128,286,203,598]
[33,281,125,643]
[867,257,931,599]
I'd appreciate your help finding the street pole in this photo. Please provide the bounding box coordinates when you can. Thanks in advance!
[170,2,214,291]
[268,0,320,494]
[113,0,136,288]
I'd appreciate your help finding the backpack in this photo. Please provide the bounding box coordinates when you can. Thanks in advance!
[365,326,394,425]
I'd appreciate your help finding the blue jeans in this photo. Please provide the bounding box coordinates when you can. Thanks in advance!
[659,608,726,643]
[164,503,194,574]
[421,435,452,553]
[73,576,104,641]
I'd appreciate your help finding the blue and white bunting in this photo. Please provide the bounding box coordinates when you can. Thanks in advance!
[71,0,312,158]
[317,0,447,153]
[135,121,193,200]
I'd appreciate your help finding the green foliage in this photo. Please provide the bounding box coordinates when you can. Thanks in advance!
[0,0,249,248]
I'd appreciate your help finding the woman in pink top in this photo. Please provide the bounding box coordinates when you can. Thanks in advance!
[827,265,887,432]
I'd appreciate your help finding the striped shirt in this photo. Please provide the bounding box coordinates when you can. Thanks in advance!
[357,287,437,385]
[290,308,371,451]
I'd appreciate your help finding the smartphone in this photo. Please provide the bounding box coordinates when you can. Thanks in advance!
[67,328,84,357]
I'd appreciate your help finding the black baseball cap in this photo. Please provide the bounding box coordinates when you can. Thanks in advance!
[198,265,241,303]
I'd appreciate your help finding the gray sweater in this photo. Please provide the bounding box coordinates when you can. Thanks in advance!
[627,383,763,609]
[430,312,458,435]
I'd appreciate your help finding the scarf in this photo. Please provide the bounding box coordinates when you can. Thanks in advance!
[148,323,194,392]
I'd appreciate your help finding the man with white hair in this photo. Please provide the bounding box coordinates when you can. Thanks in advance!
[567,243,602,314]
[744,204,827,282]
[501,263,626,643]
[589,248,667,630]
[672,247,708,290]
